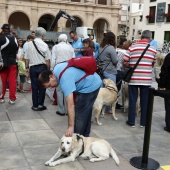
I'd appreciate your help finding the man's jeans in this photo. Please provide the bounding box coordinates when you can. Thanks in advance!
[128,85,150,126]
[165,98,170,130]
[74,88,100,137]
[103,71,116,112]
[30,64,47,108]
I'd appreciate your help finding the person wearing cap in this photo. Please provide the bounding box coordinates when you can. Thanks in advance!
[0,23,18,104]
[24,27,51,111]
[51,34,75,116]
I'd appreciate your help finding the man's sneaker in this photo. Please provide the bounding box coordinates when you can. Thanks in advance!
[0,99,5,103]
[9,99,15,105]
[126,121,135,128]
[140,125,145,128]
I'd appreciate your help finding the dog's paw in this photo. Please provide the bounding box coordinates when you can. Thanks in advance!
[45,160,51,166]
[90,158,95,162]
[49,161,57,167]
[97,122,103,126]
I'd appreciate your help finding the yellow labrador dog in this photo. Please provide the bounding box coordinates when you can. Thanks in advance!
[93,79,118,125]
[45,133,119,167]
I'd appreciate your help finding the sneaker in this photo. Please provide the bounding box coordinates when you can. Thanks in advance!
[9,99,15,104]
[0,99,5,103]
[126,121,135,128]
[27,80,31,84]
[116,103,124,109]
[140,125,145,128]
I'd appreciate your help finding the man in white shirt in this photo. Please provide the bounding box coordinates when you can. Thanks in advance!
[51,34,75,116]
[25,27,51,111]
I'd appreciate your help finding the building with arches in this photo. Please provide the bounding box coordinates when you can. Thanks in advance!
[0,0,121,42]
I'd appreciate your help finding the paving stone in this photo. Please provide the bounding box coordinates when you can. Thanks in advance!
[31,161,85,170]
[23,144,59,166]
[0,121,13,133]
[0,133,19,149]
[16,130,60,147]
[11,119,51,132]
[0,109,9,121]
[8,167,30,170]
[0,148,28,170]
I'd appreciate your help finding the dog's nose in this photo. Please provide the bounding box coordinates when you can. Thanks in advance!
[62,147,65,152]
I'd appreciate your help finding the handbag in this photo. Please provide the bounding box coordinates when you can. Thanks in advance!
[96,45,110,79]
[123,44,150,82]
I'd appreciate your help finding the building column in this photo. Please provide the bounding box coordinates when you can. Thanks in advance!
[0,1,8,26]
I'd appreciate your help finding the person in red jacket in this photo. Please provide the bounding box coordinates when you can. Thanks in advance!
[82,38,95,56]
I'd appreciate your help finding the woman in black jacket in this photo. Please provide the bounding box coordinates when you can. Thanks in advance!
[158,53,170,132]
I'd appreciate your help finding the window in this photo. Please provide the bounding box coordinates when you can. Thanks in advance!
[150,0,156,2]
[139,4,141,10]
[148,6,156,23]
[133,18,136,25]
[164,31,170,42]
[98,0,107,5]
[139,15,143,21]
[133,29,135,36]
[166,4,170,22]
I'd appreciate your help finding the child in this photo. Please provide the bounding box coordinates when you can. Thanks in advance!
[17,54,26,92]
[82,38,95,56]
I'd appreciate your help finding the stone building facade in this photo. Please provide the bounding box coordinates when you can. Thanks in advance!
[0,0,120,42]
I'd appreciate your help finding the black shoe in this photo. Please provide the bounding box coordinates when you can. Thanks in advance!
[56,111,65,116]
[164,127,170,132]
[38,105,47,111]
[116,103,124,109]
[31,107,42,111]
[126,121,135,128]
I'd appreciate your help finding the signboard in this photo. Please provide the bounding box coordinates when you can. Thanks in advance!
[156,2,166,22]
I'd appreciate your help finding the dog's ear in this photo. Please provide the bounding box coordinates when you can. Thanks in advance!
[76,134,81,141]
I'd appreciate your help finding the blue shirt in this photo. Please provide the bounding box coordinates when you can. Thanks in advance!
[94,42,99,58]
[71,38,84,57]
[53,62,102,97]
[150,39,158,51]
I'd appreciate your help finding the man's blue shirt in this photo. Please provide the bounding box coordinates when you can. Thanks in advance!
[53,62,102,97]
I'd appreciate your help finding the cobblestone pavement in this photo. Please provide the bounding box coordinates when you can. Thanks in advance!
[0,81,169,170]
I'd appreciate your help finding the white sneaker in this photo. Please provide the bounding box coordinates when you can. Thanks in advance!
[140,125,145,128]
[0,99,5,103]
[9,99,15,104]
[27,80,31,84]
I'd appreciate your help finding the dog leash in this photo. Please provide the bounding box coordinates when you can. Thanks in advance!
[76,135,84,157]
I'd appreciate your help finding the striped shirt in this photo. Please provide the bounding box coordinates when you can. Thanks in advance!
[123,39,157,86]
[24,38,51,67]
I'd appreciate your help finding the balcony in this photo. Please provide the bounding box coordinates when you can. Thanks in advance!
[148,17,155,23]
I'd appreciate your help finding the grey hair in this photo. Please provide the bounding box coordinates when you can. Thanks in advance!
[141,30,152,39]
[58,34,68,43]
[35,27,46,38]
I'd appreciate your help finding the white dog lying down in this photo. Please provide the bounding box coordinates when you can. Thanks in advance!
[93,79,118,125]
[45,133,119,167]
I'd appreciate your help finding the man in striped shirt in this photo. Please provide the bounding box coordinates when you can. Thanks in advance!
[123,30,156,128]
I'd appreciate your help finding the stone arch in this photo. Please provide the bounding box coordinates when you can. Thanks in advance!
[65,16,83,28]
[93,18,110,43]
[38,14,57,31]
[8,11,30,30]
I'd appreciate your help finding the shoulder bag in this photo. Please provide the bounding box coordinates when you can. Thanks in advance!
[32,40,45,58]
[123,44,150,82]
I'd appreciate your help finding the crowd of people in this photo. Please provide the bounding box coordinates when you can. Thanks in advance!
[0,23,170,138]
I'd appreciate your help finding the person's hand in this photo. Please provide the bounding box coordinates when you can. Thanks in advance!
[65,126,74,137]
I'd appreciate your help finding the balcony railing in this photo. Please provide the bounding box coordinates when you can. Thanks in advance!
[166,16,170,22]
[148,17,155,23]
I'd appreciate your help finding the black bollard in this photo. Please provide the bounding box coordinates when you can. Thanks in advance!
[130,88,160,170]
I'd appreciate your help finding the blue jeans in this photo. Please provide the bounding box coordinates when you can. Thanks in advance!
[103,71,116,112]
[128,85,150,126]
[165,98,170,130]
[30,64,47,108]
[74,88,100,137]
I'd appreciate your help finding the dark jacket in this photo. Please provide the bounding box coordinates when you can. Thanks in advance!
[158,53,170,90]
[0,33,18,66]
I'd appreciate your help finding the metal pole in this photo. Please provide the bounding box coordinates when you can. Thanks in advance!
[142,87,155,163]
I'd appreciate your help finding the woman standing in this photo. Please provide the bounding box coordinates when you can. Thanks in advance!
[98,32,118,83]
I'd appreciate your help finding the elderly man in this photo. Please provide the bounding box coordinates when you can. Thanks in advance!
[38,67,102,137]
[51,34,75,116]
[25,27,51,111]
[124,30,157,128]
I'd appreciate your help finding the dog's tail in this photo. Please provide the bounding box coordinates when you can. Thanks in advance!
[110,147,119,166]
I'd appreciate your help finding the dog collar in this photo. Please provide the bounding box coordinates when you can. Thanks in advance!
[76,135,84,156]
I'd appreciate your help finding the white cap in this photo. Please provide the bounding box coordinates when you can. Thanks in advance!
[58,34,68,42]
